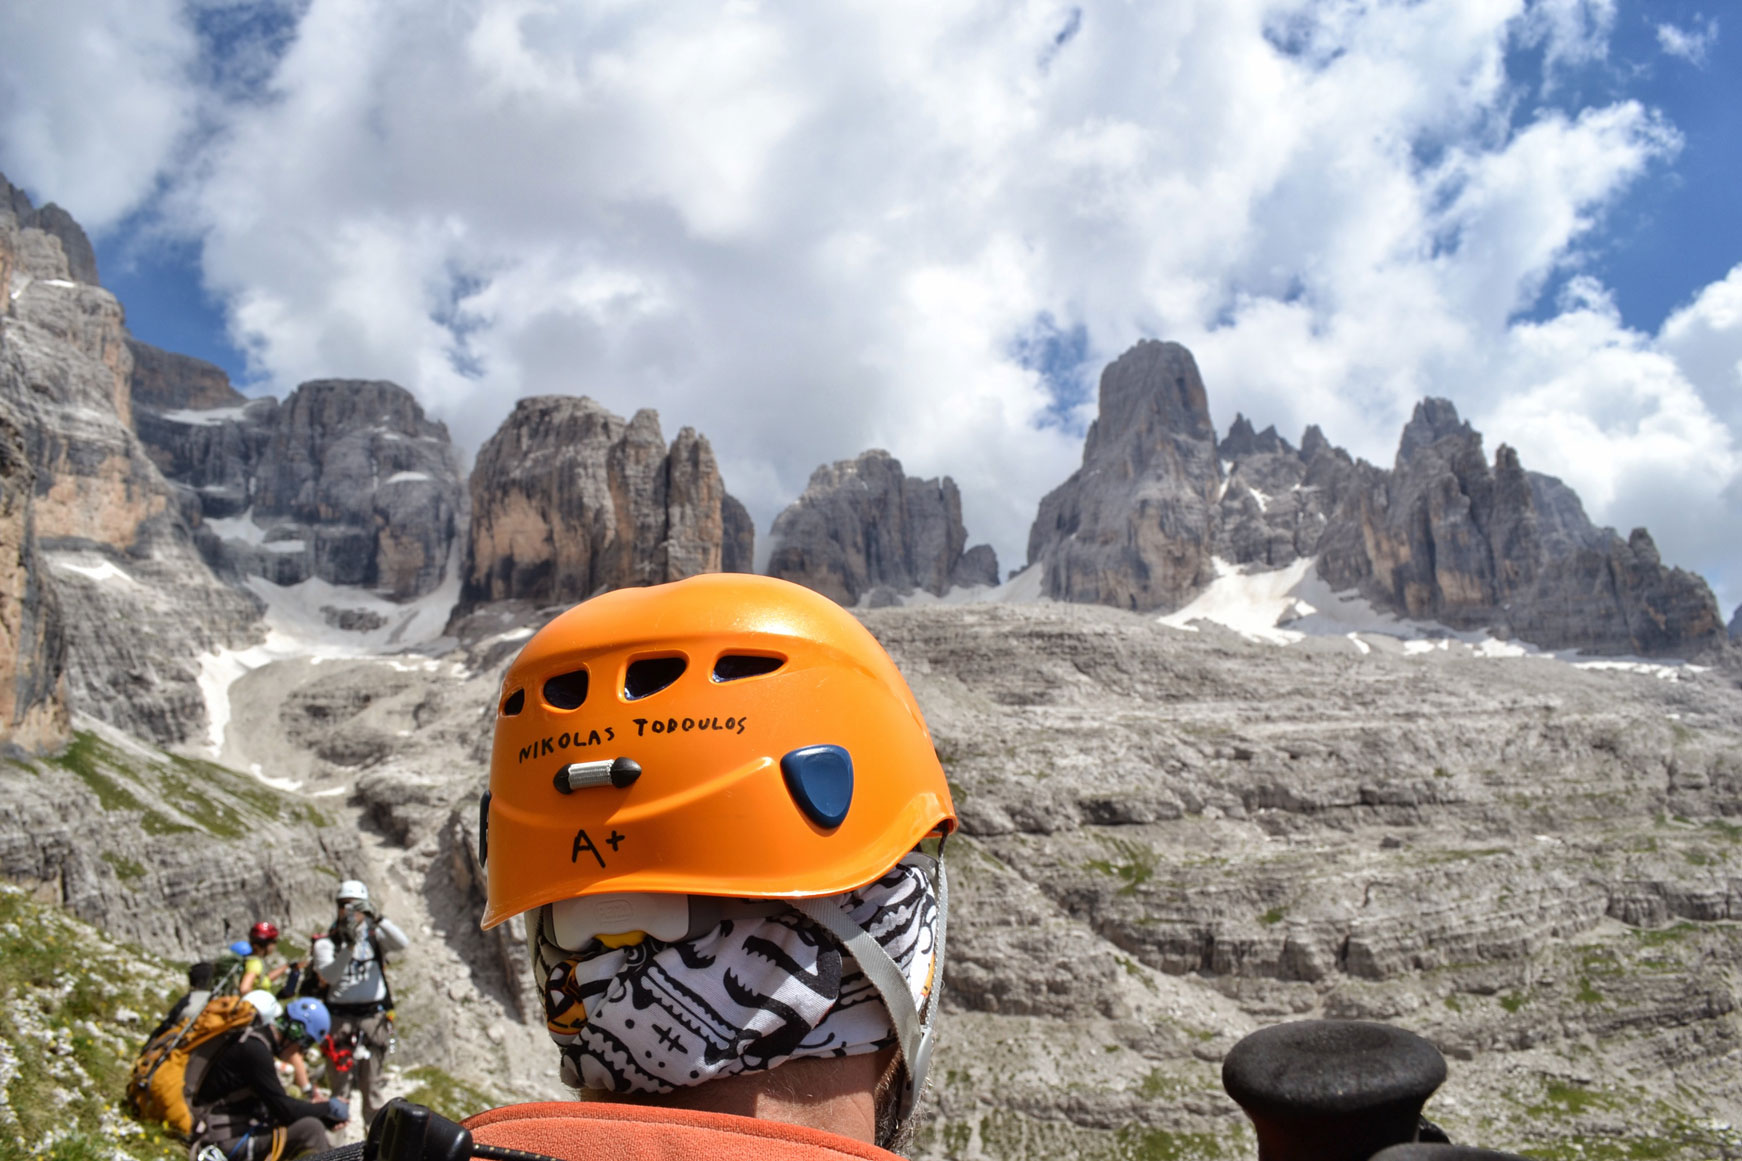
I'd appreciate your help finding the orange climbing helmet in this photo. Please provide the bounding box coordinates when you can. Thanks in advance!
[478,573,956,930]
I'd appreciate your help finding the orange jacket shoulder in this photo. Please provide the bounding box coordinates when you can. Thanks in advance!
[464,1101,903,1161]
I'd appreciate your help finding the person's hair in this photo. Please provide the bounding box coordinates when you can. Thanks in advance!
[872,1053,907,1152]
[187,961,215,988]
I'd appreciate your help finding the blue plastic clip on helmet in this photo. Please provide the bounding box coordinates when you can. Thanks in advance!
[283,997,331,1044]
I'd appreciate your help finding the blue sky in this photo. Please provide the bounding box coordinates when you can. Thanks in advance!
[3,0,1739,617]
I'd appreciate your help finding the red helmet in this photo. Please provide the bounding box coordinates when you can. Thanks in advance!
[250,921,280,944]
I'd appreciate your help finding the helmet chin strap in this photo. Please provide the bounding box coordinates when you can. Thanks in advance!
[790,851,948,1136]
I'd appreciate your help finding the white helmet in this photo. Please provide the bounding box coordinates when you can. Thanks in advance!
[241,990,282,1023]
[336,879,369,904]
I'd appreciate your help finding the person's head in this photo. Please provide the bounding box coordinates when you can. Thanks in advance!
[335,879,369,914]
[480,574,956,1148]
[187,961,215,990]
[280,997,331,1054]
[242,989,282,1028]
[249,920,279,954]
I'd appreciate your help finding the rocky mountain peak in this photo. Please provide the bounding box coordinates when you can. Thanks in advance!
[1085,339,1216,462]
[1299,423,1339,464]
[0,172,99,286]
[1219,413,1294,460]
[765,448,998,606]
[1027,340,1222,610]
[1396,396,1476,466]
[460,395,749,610]
[1731,603,1741,641]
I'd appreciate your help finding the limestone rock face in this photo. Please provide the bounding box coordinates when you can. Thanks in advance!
[1731,604,1741,641]
[0,406,67,753]
[127,339,245,411]
[1212,413,1348,570]
[0,723,364,960]
[1027,340,1221,610]
[461,396,748,607]
[133,373,465,600]
[766,448,999,605]
[1,183,262,745]
[1318,399,1725,656]
[721,494,755,574]
[244,380,462,598]
[2,172,98,285]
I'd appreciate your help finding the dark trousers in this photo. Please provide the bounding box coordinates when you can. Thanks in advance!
[325,1009,391,1125]
[216,1117,332,1161]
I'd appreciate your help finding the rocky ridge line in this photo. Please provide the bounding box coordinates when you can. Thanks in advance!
[1030,340,1728,658]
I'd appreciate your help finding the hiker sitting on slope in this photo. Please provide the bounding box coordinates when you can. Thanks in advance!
[192,991,348,1161]
[148,961,216,1043]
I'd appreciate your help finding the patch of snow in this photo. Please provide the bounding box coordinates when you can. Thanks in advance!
[1145,554,1715,681]
[205,510,271,546]
[1573,660,1708,683]
[195,541,465,754]
[41,279,76,288]
[50,556,136,585]
[196,640,282,753]
[157,406,250,426]
[853,563,1052,609]
[263,539,306,553]
[1159,558,1316,644]
[1213,461,1230,502]
[384,471,432,484]
[8,275,28,300]
[239,535,462,656]
[248,762,302,792]
[480,626,535,648]
[1248,487,1270,512]
[992,564,1047,603]
[310,787,348,798]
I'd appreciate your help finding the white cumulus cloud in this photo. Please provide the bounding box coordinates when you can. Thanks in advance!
[1,0,1738,615]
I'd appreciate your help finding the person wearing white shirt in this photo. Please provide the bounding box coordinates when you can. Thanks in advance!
[310,879,408,1126]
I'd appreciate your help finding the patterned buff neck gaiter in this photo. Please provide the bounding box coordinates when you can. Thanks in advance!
[534,861,939,1093]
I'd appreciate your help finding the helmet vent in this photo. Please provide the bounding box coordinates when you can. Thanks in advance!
[624,656,687,700]
[501,689,525,716]
[543,670,590,710]
[712,654,784,682]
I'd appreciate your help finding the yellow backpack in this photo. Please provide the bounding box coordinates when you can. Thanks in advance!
[126,995,260,1137]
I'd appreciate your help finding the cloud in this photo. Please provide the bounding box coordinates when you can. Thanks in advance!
[3,0,1737,614]
[0,0,199,229]
[1656,17,1719,65]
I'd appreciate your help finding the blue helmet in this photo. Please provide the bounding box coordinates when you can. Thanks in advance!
[282,997,331,1045]
[228,940,252,957]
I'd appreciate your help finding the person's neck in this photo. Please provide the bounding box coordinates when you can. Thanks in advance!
[597,1051,891,1145]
